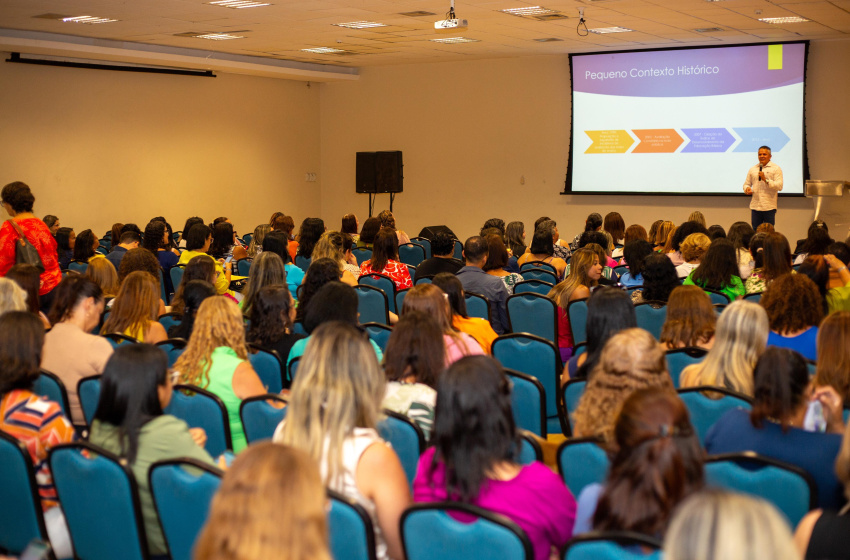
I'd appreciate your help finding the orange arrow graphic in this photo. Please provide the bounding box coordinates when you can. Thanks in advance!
[631,129,684,153]
[584,130,634,154]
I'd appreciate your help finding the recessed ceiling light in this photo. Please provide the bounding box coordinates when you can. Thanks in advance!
[759,16,810,24]
[301,47,346,54]
[500,6,559,16]
[534,37,564,42]
[333,21,387,29]
[61,15,118,24]
[194,32,246,40]
[429,37,480,43]
[208,0,271,8]
[589,26,633,33]
[694,27,724,32]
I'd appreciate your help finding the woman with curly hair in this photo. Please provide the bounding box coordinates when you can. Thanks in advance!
[175,296,265,452]
[746,232,793,294]
[676,233,711,279]
[311,231,359,285]
[359,227,412,291]
[631,252,680,306]
[240,251,287,316]
[246,285,303,362]
[102,271,167,343]
[548,248,602,362]
[246,223,270,259]
[761,273,823,362]
[660,285,716,351]
[684,238,745,301]
[572,328,674,442]
[296,218,325,260]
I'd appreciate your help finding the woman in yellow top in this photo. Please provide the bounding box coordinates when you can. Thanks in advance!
[177,223,232,295]
[101,271,167,343]
[431,272,498,354]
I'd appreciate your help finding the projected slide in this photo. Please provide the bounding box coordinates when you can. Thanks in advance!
[568,43,806,195]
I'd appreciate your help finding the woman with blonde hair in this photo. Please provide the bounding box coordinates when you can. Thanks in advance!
[85,256,120,300]
[813,311,850,402]
[274,321,411,560]
[401,283,483,365]
[175,296,266,452]
[572,328,674,441]
[246,223,270,258]
[194,442,331,560]
[548,248,602,362]
[659,285,716,350]
[654,221,676,252]
[676,233,711,279]
[101,271,167,343]
[312,231,359,284]
[679,300,767,396]
[240,251,286,316]
[666,491,799,560]
[687,210,707,228]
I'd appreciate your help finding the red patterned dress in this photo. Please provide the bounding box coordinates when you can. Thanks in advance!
[0,218,62,295]
[359,259,413,291]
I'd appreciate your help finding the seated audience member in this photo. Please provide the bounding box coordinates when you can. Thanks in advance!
[0,311,75,558]
[576,232,618,272]
[279,215,300,261]
[73,229,102,264]
[541,218,572,261]
[566,287,636,381]
[705,347,845,509]
[106,229,141,271]
[572,328,674,442]
[0,277,27,315]
[194,442,332,560]
[414,230,463,280]
[246,223,270,258]
[357,216,381,249]
[505,221,526,264]
[795,222,833,265]
[621,223,649,249]
[170,255,216,315]
[101,271,168,343]
[85,256,120,301]
[89,344,218,559]
[240,251,287,315]
[167,280,216,340]
[619,240,653,287]
[573,388,703,537]
[142,220,180,292]
[431,272,497,354]
[457,236,511,336]
[295,217,325,261]
[824,243,850,310]
[757,223,775,234]
[480,217,506,238]
[517,225,567,279]
[359,227,412,291]
[341,212,360,242]
[814,311,850,402]
[603,211,626,250]
[483,233,524,294]
[262,229,305,297]
[683,238,745,301]
[728,221,756,280]
[401,283,483,365]
[688,210,707,228]
[795,220,830,255]
[175,297,266,453]
[666,491,799,560]
[41,277,112,424]
[707,224,726,240]
[178,216,204,249]
[382,311,443,438]
[797,255,830,314]
[745,232,771,293]
[667,221,710,267]
[548,248,601,362]
[311,231,358,285]
[43,214,60,235]
[574,212,603,247]
[761,273,823,362]
[653,220,675,253]
[275,321,411,560]
[178,223,232,296]
[631,252,679,305]
[209,220,248,262]
[246,285,304,363]
[378,209,410,245]
[6,263,50,328]
[108,223,123,250]
[679,300,768,397]
[414,355,575,560]
[676,233,711,279]
[295,258,342,324]
[659,285,716,351]
[55,227,75,269]
[118,248,168,312]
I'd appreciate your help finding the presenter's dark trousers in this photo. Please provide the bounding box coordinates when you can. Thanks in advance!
[751,209,776,231]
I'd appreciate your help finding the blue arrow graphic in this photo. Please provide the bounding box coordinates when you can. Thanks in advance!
[681,128,736,153]
[733,127,790,152]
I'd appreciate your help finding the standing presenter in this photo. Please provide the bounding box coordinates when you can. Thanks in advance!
[743,145,783,230]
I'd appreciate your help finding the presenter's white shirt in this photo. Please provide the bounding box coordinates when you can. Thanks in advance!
[743,161,783,211]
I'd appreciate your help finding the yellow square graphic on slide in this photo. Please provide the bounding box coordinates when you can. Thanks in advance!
[768,44,783,70]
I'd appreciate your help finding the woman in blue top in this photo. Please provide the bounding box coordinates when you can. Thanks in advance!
[262,229,305,298]
[618,239,653,287]
[761,273,823,362]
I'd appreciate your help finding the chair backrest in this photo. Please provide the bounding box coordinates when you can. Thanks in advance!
[414,275,434,285]
[149,459,223,560]
[50,441,150,560]
[409,237,432,259]
[294,255,312,272]
[677,387,753,445]
[354,284,391,325]
[155,338,188,368]
[505,368,547,438]
[102,332,139,348]
[557,437,609,498]
[506,292,558,345]
[236,258,252,276]
[453,239,463,260]
[395,288,409,314]
[241,233,253,246]
[562,532,662,560]
[68,261,88,274]
[352,247,373,265]
[704,288,732,305]
[520,260,558,275]
[77,374,102,426]
[377,410,426,489]
[401,502,534,560]
[743,291,763,303]
[513,279,554,296]
[33,369,71,417]
[464,292,491,322]
[328,489,378,560]
[398,243,427,266]
[239,394,288,444]
[157,311,182,334]
[159,269,169,304]
[288,357,301,384]
[292,321,307,335]
[247,344,285,393]
[0,431,48,555]
[362,322,393,353]
[633,302,667,339]
[561,378,587,436]
[611,264,629,278]
[170,265,186,292]
[166,385,232,457]
[664,346,708,388]
[705,452,817,526]
[492,333,565,436]
[519,268,558,284]
[517,430,543,465]
[406,264,416,280]
[567,298,589,346]
[359,273,398,314]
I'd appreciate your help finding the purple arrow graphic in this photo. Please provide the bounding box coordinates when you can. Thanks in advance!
[680,128,736,153]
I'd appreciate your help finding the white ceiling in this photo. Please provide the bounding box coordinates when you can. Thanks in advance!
[0,0,848,77]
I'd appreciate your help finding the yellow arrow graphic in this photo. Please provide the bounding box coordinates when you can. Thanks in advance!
[585,130,634,154]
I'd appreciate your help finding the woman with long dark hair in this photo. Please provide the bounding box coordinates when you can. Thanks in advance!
[746,232,792,294]
[56,227,75,269]
[209,221,248,262]
[631,252,679,305]
[262,230,305,296]
[167,280,216,340]
[683,238,745,301]
[296,218,325,260]
[246,285,304,362]
[431,272,498,354]
[518,224,567,279]
[359,227,412,290]
[357,217,381,249]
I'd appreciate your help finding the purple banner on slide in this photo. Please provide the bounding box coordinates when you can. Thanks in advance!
[573,43,804,97]
[680,128,735,153]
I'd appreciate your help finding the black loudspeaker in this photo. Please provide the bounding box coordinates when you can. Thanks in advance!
[356,151,403,193]
[417,225,457,241]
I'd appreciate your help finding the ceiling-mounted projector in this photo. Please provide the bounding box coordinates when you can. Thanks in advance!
[435,0,468,32]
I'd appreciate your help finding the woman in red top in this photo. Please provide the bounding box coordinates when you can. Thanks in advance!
[0,182,62,306]
[359,227,412,291]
